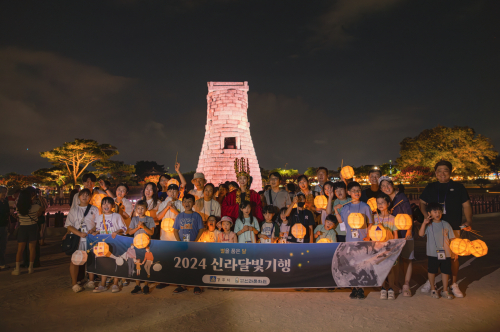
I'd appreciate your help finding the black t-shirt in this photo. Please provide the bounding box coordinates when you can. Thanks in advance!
[288,208,315,243]
[0,198,9,227]
[360,188,381,203]
[420,180,470,230]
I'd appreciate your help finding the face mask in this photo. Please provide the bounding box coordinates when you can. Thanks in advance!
[297,202,305,208]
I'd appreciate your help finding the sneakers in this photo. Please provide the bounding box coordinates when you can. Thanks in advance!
[143,285,150,295]
[105,279,112,286]
[451,283,464,298]
[441,290,454,300]
[131,286,142,295]
[84,280,96,289]
[349,288,357,299]
[173,286,187,294]
[430,290,439,299]
[11,269,20,276]
[93,285,107,293]
[156,283,169,289]
[72,284,84,293]
[380,288,388,300]
[420,280,435,293]
[388,289,395,300]
[122,281,129,287]
[111,285,120,293]
[356,288,365,300]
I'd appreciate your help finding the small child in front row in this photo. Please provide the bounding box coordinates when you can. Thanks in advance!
[217,216,237,243]
[234,200,260,243]
[418,202,456,300]
[198,215,219,242]
[314,215,337,243]
[278,207,291,243]
[259,205,280,243]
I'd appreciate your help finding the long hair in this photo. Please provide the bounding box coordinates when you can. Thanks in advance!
[142,182,158,208]
[17,189,33,216]
[238,200,254,224]
[157,174,171,192]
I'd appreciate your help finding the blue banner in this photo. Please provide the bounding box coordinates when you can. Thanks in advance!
[86,235,405,288]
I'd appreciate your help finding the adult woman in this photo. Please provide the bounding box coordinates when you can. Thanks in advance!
[64,189,99,292]
[296,175,316,217]
[114,183,133,228]
[216,184,229,205]
[194,183,221,222]
[11,189,43,275]
[142,182,160,239]
[157,174,171,202]
[379,176,413,297]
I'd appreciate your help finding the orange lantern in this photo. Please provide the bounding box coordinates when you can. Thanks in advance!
[314,195,328,210]
[291,223,306,239]
[458,239,472,256]
[367,198,377,212]
[369,225,387,242]
[341,166,354,179]
[347,213,364,229]
[167,179,180,187]
[145,210,151,217]
[395,214,412,230]
[469,239,488,257]
[317,238,332,243]
[71,250,88,265]
[450,238,470,256]
[93,242,110,257]
[161,218,175,232]
[134,233,150,249]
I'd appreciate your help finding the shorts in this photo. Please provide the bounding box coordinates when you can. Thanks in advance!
[17,224,38,243]
[428,256,452,275]
[450,230,461,259]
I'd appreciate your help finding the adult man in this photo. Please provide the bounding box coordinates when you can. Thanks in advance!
[222,158,264,222]
[71,174,113,214]
[263,172,291,214]
[419,160,472,298]
[313,167,329,196]
[189,173,206,201]
[360,169,381,203]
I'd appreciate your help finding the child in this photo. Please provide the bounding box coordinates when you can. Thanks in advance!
[135,259,141,276]
[418,202,455,300]
[217,216,237,243]
[278,207,291,243]
[335,181,373,300]
[314,215,337,243]
[284,193,315,243]
[172,194,205,295]
[157,184,184,241]
[92,197,127,293]
[128,200,155,295]
[198,216,219,242]
[326,181,351,242]
[372,193,398,300]
[234,200,260,243]
[258,205,280,243]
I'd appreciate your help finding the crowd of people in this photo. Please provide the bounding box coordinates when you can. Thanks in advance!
[0,158,473,300]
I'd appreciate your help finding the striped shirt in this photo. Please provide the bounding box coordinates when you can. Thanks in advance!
[18,204,41,226]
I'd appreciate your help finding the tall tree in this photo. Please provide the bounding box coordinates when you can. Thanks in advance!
[134,160,166,177]
[397,126,497,176]
[40,139,118,185]
[92,160,136,184]
[33,166,69,188]
[0,172,39,188]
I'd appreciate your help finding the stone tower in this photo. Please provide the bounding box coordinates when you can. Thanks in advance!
[196,81,262,191]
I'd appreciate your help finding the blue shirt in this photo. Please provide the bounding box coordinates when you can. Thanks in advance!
[173,211,204,242]
[339,202,373,242]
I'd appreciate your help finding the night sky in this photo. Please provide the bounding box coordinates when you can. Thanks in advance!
[1,0,498,176]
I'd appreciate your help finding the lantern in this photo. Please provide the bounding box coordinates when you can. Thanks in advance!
[145,210,151,217]
[167,179,180,187]
[153,263,162,271]
[134,233,150,249]
[469,239,488,257]
[395,214,412,230]
[369,225,387,242]
[367,198,377,212]
[450,238,470,256]
[341,166,354,179]
[347,213,364,229]
[71,250,88,265]
[317,238,332,243]
[161,218,175,232]
[291,223,306,239]
[314,195,328,210]
[115,257,124,266]
[458,239,472,256]
[91,192,107,213]
[93,242,110,257]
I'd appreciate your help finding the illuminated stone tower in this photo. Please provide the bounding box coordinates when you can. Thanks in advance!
[196,81,262,190]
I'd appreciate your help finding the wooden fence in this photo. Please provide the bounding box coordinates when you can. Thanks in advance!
[406,193,500,215]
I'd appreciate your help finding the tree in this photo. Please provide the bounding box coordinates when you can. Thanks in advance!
[304,167,317,177]
[0,173,39,188]
[379,163,399,176]
[40,139,118,185]
[135,161,166,177]
[394,166,434,184]
[397,126,497,176]
[473,178,491,188]
[33,166,69,188]
[92,160,136,184]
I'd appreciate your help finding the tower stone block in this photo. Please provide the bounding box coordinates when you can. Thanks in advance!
[196,81,262,190]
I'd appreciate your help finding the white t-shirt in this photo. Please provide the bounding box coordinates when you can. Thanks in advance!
[280,223,291,241]
[260,222,276,243]
[157,198,184,241]
[234,217,260,243]
[193,198,221,221]
[95,213,127,235]
[65,204,99,234]
[71,189,107,213]
[189,189,203,201]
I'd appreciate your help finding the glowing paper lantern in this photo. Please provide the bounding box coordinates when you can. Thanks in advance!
[115,257,124,266]
[291,223,306,239]
[145,211,151,217]
[153,263,162,272]
[134,233,150,249]
[71,250,88,265]
[450,238,470,256]
[458,239,472,256]
[341,166,354,179]
[93,242,110,257]
[470,239,488,257]
[348,213,364,229]
[161,218,175,232]
[317,238,332,243]
[167,179,180,187]
[367,198,377,212]
[395,214,412,230]
[314,195,328,209]
[369,225,387,242]
[91,193,107,213]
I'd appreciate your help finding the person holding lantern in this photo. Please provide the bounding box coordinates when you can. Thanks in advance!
[70,174,114,214]
[194,183,221,222]
[284,192,315,243]
[326,181,351,242]
[314,215,337,243]
[313,167,329,196]
[360,169,382,203]
[157,183,184,242]
[198,216,220,242]
[140,182,160,239]
[114,183,133,228]
[296,175,317,217]
[157,162,187,202]
[419,160,472,298]
[222,158,264,222]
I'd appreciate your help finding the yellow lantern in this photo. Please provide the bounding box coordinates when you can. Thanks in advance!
[134,233,150,249]
[341,166,354,179]
[314,195,328,210]
[458,239,472,256]
[450,238,470,256]
[167,179,180,187]
[367,198,377,212]
[93,242,110,257]
[161,218,175,232]
[91,192,107,213]
[347,213,364,229]
[369,225,387,242]
[395,214,412,230]
[317,238,332,243]
[469,239,488,257]
[291,223,306,239]
[71,250,88,265]
[145,210,151,217]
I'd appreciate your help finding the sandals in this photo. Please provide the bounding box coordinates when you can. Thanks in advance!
[441,291,454,300]
[402,284,412,297]
[430,290,439,299]
[173,286,187,294]
[194,287,202,295]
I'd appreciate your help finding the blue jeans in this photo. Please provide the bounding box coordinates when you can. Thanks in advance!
[0,227,8,266]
